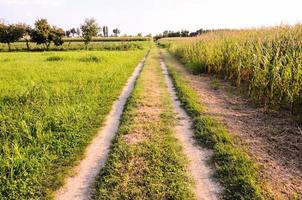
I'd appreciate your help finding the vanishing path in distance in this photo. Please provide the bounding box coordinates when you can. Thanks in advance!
[55,53,148,200]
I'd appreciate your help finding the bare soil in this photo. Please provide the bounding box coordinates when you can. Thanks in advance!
[170,57,302,199]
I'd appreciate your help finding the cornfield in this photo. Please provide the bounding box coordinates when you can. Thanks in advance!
[160,25,302,114]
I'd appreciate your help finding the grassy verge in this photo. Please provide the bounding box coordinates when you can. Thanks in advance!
[0,41,151,52]
[159,25,302,114]
[160,49,268,200]
[92,48,195,199]
[0,50,147,199]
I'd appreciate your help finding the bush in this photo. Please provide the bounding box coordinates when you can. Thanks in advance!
[79,55,101,63]
[46,56,64,61]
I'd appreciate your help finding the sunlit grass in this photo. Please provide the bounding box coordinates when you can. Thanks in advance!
[0,49,147,199]
[160,24,302,114]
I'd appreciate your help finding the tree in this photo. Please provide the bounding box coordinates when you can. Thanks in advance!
[112,28,120,37]
[76,28,81,37]
[181,30,189,37]
[51,27,65,46]
[80,18,100,49]
[30,19,64,50]
[70,28,76,37]
[0,23,26,51]
[18,23,32,50]
[30,19,52,50]
[137,33,142,37]
[66,30,71,37]
[103,26,109,37]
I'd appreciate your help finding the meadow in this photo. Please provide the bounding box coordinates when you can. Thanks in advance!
[0,49,147,199]
[93,49,195,199]
[160,24,302,114]
[0,41,150,52]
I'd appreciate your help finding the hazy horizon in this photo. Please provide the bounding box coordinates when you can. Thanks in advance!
[1,0,301,35]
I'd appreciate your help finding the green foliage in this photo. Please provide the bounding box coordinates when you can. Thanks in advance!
[0,23,26,51]
[102,26,109,37]
[80,18,100,48]
[30,19,65,50]
[0,41,151,52]
[112,28,120,37]
[79,55,101,63]
[93,49,194,200]
[161,50,266,200]
[0,50,146,199]
[161,25,302,114]
[46,56,64,61]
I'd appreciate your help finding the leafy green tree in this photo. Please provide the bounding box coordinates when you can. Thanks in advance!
[70,28,76,37]
[0,23,26,51]
[103,26,109,37]
[16,23,32,50]
[113,28,120,37]
[30,19,64,50]
[76,28,81,37]
[66,30,71,37]
[181,30,189,37]
[30,19,52,50]
[51,27,65,46]
[80,18,100,49]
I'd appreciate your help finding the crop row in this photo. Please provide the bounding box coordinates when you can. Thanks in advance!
[160,25,302,114]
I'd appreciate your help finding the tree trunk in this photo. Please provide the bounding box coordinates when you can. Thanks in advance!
[46,42,50,51]
[7,43,11,51]
[26,40,30,51]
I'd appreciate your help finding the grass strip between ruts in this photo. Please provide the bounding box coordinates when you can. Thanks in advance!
[160,49,268,200]
[92,48,195,199]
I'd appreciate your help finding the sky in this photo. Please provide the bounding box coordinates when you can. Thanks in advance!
[0,0,302,36]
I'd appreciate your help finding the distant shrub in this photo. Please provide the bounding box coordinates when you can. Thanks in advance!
[79,55,101,63]
[46,56,64,61]
[2,58,11,62]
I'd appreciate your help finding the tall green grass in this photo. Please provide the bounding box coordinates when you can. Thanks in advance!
[0,50,146,199]
[93,49,195,199]
[160,49,266,200]
[160,25,302,114]
[0,41,150,52]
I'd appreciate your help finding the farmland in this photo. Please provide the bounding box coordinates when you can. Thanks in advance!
[159,26,302,199]
[160,24,302,114]
[0,41,150,52]
[0,48,147,199]
[0,4,302,199]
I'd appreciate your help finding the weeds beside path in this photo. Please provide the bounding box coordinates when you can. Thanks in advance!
[92,48,195,199]
[160,49,302,199]
[159,51,222,200]
[55,52,148,200]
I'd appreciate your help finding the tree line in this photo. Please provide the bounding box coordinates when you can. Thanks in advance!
[0,18,121,51]
[154,29,217,40]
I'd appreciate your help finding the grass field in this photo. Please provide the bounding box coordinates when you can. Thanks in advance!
[160,25,302,114]
[0,49,147,199]
[62,37,151,42]
[0,41,151,52]
[92,49,195,199]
